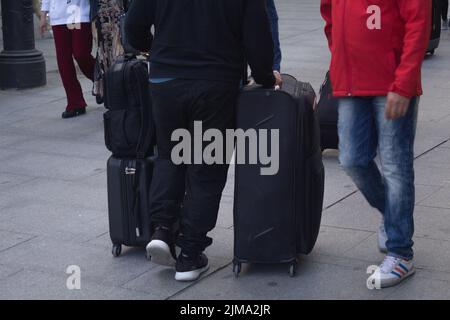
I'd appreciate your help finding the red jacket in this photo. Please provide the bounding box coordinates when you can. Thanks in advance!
[320,0,431,98]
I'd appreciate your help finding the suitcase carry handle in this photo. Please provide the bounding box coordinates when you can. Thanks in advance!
[242,82,281,92]
[245,74,294,91]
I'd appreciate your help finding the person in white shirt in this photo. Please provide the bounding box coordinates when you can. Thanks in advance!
[40,0,96,119]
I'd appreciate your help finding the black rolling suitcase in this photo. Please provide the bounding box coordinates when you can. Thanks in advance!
[428,0,441,55]
[104,54,156,257]
[317,71,339,150]
[233,74,325,277]
[107,157,154,257]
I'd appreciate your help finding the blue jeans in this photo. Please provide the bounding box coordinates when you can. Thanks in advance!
[338,96,419,260]
[266,0,282,71]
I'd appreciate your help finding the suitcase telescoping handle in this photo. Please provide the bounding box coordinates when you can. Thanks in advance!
[126,160,143,239]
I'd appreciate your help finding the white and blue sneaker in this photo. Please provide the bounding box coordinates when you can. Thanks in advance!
[369,255,415,288]
[378,223,388,254]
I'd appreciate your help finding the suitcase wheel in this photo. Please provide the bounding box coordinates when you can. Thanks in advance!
[145,251,152,261]
[112,244,122,258]
[95,95,104,105]
[289,262,298,278]
[233,262,242,278]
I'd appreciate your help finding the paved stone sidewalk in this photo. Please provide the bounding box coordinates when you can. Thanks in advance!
[1,0,450,299]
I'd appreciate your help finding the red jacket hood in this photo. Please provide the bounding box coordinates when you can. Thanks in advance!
[321,0,432,98]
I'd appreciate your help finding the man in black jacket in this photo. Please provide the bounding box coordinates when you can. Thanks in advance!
[126,0,281,282]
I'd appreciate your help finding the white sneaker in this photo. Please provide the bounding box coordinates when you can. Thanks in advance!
[369,256,415,289]
[146,227,177,267]
[378,223,388,253]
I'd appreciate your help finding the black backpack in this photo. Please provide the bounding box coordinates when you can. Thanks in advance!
[103,54,155,159]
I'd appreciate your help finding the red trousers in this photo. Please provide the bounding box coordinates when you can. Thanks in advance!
[52,23,96,111]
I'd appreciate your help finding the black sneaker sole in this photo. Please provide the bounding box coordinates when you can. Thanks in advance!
[175,264,210,282]
[62,108,86,119]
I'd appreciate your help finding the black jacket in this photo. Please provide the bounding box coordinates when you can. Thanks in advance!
[125,0,275,87]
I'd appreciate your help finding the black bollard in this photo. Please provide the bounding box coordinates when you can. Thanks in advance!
[0,0,46,89]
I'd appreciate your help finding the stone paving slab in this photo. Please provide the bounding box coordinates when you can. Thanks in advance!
[4,135,110,161]
[0,202,107,242]
[0,149,105,181]
[0,178,108,212]
[0,264,22,280]
[420,186,450,209]
[121,256,230,300]
[1,0,450,300]
[0,269,155,300]
[385,275,450,300]
[0,173,36,193]
[312,226,374,258]
[415,146,450,169]
[0,236,154,287]
[415,162,450,187]
[344,233,450,275]
[321,189,450,238]
[0,230,36,253]
[171,258,397,300]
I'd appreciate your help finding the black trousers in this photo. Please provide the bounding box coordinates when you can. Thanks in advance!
[149,79,239,256]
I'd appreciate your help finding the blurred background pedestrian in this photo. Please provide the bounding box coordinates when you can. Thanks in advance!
[90,0,132,104]
[266,0,282,73]
[40,0,96,119]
